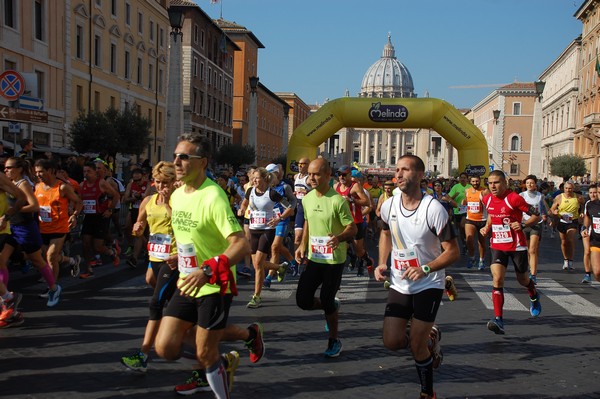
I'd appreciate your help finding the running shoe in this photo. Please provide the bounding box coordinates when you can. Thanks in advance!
[126,256,137,269]
[562,260,569,271]
[325,297,340,332]
[487,317,505,335]
[568,260,574,270]
[419,392,437,399]
[582,274,592,283]
[262,277,272,288]
[0,304,14,322]
[2,292,23,314]
[38,288,50,299]
[530,274,537,285]
[246,295,262,309]
[467,257,475,269]
[120,351,148,372]
[79,270,94,279]
[289,259,299,277]
[174,370,211,395]
[529,292,542,317]
[244,322,264,363]
[428,325,443,370]
[47,284,62,307]
[324,338,343,358]
[237,267,253,278]
[71,255,81,277]
[124,246,133,257]
[277,262,289,282]
[444,276,458,301]
[222,350,240,392]
[384,280,391,290]
[112,251,120,267]
[478,259,485,271]
[0,310,24,328]
[347,253,357,271]
[89,257,102,267]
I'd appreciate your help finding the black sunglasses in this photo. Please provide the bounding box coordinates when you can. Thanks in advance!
[173,153,204,161]
[337,172,348,177]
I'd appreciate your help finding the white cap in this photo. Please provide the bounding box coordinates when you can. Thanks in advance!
[266,163,279,173]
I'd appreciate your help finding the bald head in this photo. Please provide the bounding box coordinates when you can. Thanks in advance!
[307,158,331,192]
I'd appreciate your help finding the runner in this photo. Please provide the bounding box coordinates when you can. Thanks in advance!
[448,172,471,254]
[519,175,549,284]
[582,184,600,283]
[295,158,357,358]
[375,154,459,399]
[154,134,259,398]
[34,159,82,291]
[581,184,598,283]
[550,181,584,271]
[480,170,542,335]
[123,168,149,268]
[462,175,489,270]
[293,157,312,275]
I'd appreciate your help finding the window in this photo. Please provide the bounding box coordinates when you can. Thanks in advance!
[76,85,83,111]
[193,25,199,43]
[34,0,44,41]
[138,12,143,34]
[200,30,205,47]
[110,43,116,73]
[94,35,101,67]
[76,25,84,59]
[125,2,131,25]
[4,0,15,28]
[35,70,44,99]
[159,27,164,47]
[124,50,131,79]
[4,60,16,71]
[110,96,115,109]
[149,20,154,41]
[192,88,198,113]
[148,63,153,89]
[94,90,100,111]
[513,102,521,116]
[110,0,116,16]
[158,68,163,94]
[136,57,142,84]
[510,136,520,151]
[510,163,519,175]
[193,57,198,77]
[200,62,205,80]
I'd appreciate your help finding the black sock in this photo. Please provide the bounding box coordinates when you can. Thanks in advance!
[415,355,434,395]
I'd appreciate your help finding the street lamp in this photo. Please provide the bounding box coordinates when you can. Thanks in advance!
[248,76,259,164]
[168,7,184,42]
[534,80,546,102]
[493,109,501,124]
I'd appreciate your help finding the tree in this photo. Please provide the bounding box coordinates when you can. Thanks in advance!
[68,105,152,157]
[215,143,256,171]
[549,154,587,181]
[271,153,287,167]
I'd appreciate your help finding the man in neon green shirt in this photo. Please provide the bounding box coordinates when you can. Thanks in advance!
[154,134,257,398]
[295,158,357,358]
[448,172,471,254]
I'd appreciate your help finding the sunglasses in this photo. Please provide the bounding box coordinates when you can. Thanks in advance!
[298,162,307,165]
[173,153,205,161]
[337,172,348,177]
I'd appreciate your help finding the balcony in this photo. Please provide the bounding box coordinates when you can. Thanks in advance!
[583,113,600,127]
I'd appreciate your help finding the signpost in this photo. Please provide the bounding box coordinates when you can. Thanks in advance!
[0,70,25,101]
[18,95,44,111]
[0,105,48,123]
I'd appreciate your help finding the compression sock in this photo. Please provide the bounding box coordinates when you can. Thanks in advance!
[40,264,56,287]
[492,287,504,318]
[0,268,8,285]
[206,359,229,399]
[415,355,434,396]
[526,278,537,298]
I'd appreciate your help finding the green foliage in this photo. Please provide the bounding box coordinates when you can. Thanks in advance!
[450,167,459,178]
[549,154,587,181]
[215,143,256,171]
[271,153,287,167]
[69,104,151,157]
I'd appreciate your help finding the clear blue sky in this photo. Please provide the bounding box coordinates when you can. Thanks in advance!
[200,0,583,109]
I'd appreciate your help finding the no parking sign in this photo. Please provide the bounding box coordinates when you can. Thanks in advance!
[0,70,25,101]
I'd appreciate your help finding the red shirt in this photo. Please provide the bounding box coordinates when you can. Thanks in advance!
[483,190,530,251]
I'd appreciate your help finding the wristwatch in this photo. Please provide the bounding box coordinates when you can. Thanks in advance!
[421,265,431,276]
[201,265,213,277]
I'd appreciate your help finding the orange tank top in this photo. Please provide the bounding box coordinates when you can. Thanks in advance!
[465,188,486,222]
[35,182,70,234]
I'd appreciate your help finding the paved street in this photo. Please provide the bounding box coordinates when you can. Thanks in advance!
[2,231,600,399]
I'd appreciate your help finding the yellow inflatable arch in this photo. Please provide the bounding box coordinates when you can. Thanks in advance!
[287,97,489,177]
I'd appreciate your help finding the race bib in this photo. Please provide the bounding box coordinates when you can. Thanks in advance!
[560,213,573,223]
[391,248,420,271]
[467,202,480,213]
[39,206,52,223]
[83,200,97,214]
[249,210,267,229]
[177,242,199,274]
[310,236,333,260]
[296,191,306,200]
[273,207,282,219]
[492,224,513,244]
[148,233,172,260]
[593,217,600,234]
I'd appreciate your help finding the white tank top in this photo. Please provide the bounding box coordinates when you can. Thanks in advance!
[248,187,278,230]
[519,191,544,223]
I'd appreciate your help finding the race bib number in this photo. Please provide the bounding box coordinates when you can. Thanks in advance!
[458,205,467,214]
[249,210,267,229]
[391,248,420,271]
[148,233,172,260]
[273,207,282,219]
[560,213,573,223]
[177,242,199,274]
[492,224,513,244]
[467,202,480,213]
[295,189,306,200]
[310,236,333,260]
[83,200,97,214]
[593,217,600,234]
[39,206,52,223]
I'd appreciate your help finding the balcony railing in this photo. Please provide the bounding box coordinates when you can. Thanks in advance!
[583,113,600,127]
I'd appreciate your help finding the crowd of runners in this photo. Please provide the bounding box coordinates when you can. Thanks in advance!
[1,135,600,399]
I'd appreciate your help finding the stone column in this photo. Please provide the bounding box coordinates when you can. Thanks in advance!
[373,131,379,164]
[386,131,393,168]
[395,131,401,162]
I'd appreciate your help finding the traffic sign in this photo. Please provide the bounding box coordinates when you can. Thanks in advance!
[18,95,44,110]
[0,70,25,101]
[0,105,48,123]
[8,122,20,133]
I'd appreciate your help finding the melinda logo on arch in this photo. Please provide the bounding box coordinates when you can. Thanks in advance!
[369,102,408,122]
